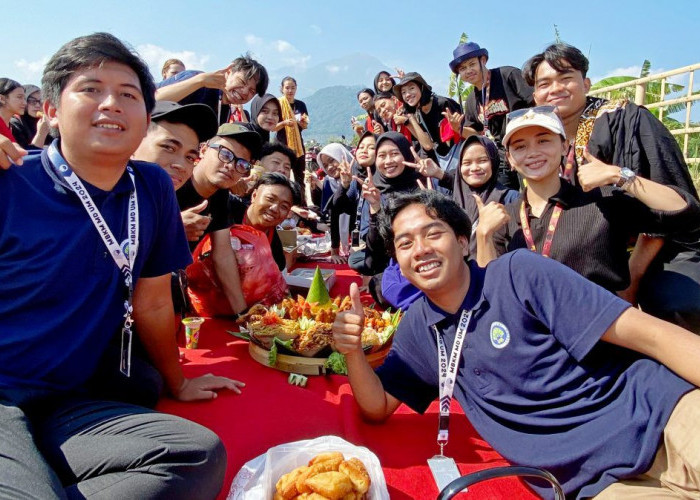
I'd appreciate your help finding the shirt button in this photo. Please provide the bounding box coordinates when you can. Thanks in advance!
[473,369,481,376]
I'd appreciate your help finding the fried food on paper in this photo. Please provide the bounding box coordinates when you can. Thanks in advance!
[305,471,353,499]
[339,458,370,495]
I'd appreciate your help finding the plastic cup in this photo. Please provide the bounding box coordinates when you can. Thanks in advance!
[182,317,205,349]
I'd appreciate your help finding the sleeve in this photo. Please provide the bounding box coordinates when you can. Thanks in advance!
[140,172,193,277]
[375,307,439,413]
[380,260,424,310]
[271,232,286,271]
[208,190,234,232]
[438,170,455,191]
[504,67,535,108]
[462,93,484,132]
[505,250,630,362]
[364,212,389,269]
[330,206,341,249]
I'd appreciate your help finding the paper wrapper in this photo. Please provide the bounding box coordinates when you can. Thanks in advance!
[182,317,205,349]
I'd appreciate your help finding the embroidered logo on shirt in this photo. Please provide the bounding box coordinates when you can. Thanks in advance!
[490,322,510,349]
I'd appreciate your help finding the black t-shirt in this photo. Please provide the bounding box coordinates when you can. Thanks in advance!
[275,99,308,157]
[417,95,461,156]
[228,195,286,271]
[176,178,231,249]
[464,66,534,145]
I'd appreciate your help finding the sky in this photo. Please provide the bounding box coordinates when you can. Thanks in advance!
[3,0,699,100]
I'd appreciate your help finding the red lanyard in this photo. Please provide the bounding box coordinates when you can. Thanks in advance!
[562,143,575,182]
[519,194,563,258]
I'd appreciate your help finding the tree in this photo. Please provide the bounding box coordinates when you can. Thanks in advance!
[447,32,475,106]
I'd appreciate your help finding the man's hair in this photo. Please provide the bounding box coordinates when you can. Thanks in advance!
[230,53,269,97]
[379,190,472,257]
[161,58,184,77]
[42,32,156,113]
[253,172,302,206]
[260,142,297,167]
[522,43,590,86]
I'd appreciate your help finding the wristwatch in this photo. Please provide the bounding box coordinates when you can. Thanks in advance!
[615,167,636,189]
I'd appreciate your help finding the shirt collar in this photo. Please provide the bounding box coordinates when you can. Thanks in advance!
[549,179,578,208]
[423,259,487,326]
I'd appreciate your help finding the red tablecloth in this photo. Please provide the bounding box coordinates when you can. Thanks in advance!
[158,264,539,499]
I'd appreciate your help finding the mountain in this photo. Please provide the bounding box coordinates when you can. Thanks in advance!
[270,53,390,97]
[302,85,366,144]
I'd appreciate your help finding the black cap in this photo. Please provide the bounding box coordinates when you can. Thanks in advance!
[216,122,262,160]
[151,101,218,142]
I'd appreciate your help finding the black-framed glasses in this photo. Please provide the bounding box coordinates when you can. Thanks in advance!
[208,143,252,174]
[506,105,558,124]
[27,97,41,106]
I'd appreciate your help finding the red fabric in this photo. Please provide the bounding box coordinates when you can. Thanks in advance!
[158,264,539,500]
[0,119,16,142]
[439,117,462,145]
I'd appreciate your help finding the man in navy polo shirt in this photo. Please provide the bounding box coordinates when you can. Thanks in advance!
[0,33,241,499]
[332,190,700,499]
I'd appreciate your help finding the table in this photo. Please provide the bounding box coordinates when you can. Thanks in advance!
[158,264,539,499]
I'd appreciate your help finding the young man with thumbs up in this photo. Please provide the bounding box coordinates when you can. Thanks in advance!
[333,189,700,499]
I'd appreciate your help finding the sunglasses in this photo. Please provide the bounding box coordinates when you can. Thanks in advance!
[506,105,558,124]
[27,97,41,106]
[208,143,252,174]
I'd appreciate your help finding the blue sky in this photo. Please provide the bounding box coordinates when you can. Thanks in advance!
[3,0,699,99]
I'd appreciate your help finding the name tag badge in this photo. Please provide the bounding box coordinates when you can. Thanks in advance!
[428,455,462,492]
[119,325,133,377]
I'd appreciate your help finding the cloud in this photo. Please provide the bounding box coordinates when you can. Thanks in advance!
[13,57,50,80]
[135,43,211,80]
[243,33,311,69]
[309,24,322,35]
[326,65,348,74]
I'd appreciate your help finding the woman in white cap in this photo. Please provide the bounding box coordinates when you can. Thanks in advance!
[475,106,700,299]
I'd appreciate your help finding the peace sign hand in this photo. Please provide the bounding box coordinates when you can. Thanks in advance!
[442,108,464,134]
[403,146,443,179]
[338,159,353,189]
[355,173,381,214]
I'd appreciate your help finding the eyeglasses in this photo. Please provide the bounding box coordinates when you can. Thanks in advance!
[506,105,558,124]
[208,143,252,174]
[27,97,41,106]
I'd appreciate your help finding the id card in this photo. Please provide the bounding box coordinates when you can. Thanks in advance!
[428,455,462,492]
[119,325,133,377]
[351,229,361,247]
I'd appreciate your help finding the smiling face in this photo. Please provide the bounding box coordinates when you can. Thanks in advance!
[46,61,149,166]
[260,151,292,178]
[376,73,393,92]
[224,70,258,105]
[460,143,493,188]
[392,203,469,296]
[456,56,486,86]
[375,141,405,178]
[247,183,293,228]
[374,97,396,122]
[355,135,376,168]
[357,91,373,111]
[400,82,421,107]
[133,120,200,190]
[506,126,566,183]
[533,61,590,122]
[257,100,281,131]
[198,137,251,189]
[281,79,297,101]
[319,153,341,179]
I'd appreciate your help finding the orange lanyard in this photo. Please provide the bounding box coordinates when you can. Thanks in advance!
[519,194,563,258]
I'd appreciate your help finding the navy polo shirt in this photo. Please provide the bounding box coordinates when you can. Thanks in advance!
[0,147,192,392]
[377,250,693,499]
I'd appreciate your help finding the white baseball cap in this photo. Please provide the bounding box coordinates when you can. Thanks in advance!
[502,106,566,147]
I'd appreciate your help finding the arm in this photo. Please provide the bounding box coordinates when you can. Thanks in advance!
[211,228,248,314]
[31,115,51,148]
[155,69,227,102]
[332,283,402,422]
[132,275,244,400]
[405,114,434,152]
[602,307,700,387]
[617,234,664,305]
[0,137,26,169]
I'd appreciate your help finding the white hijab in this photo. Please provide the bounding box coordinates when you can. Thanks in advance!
[317,143,354,193]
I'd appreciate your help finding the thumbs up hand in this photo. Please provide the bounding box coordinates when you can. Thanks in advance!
[332,282,366,356]
[473,194,509,239]
[181,200,212,241]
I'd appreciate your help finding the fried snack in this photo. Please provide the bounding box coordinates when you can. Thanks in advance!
[305,471,353,500]
[308,452,345,467]
[276,466,307,499]
[339,458,370,495]
[295,494,329,500]
[237,303,269,324]
[293,323,334,357]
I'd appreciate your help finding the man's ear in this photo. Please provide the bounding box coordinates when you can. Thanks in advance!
[45,100,59,129]
[583,77,591,93]
[458,235,469,256]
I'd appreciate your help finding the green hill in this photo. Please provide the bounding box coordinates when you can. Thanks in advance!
[302,85,365,144]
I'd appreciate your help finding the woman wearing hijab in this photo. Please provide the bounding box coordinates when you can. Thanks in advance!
[373,71,396,94]
[249,93,281,144]
[10,85,52,149]
[0,79,26,142]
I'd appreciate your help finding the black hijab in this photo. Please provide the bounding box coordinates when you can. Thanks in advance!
[373,131,423,194]
[453,135,510,223]
[249,93,279,143]
[373,71,396,94]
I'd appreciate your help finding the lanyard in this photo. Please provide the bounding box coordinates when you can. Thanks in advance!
[432,309,472,455]
[48,143,139,375]
[519,191,563,258]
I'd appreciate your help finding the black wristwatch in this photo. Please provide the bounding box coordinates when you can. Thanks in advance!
[615,167,636,189]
